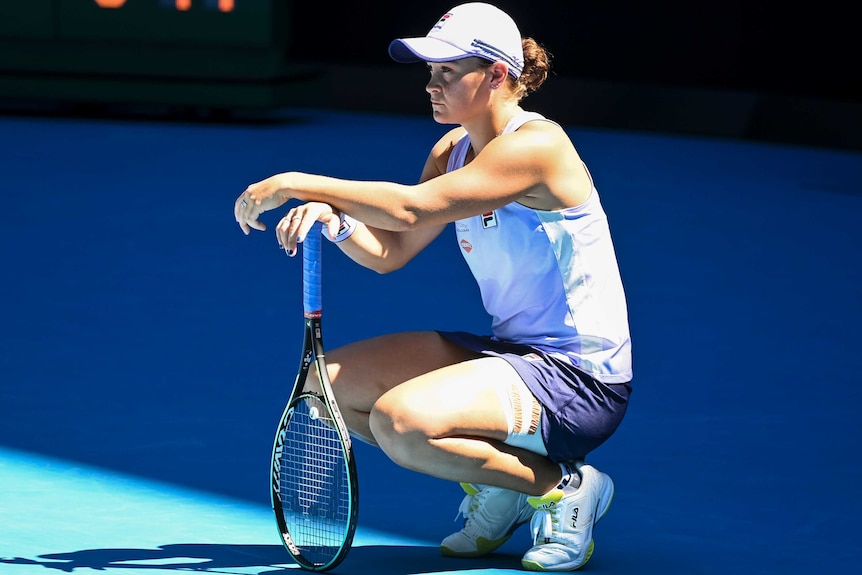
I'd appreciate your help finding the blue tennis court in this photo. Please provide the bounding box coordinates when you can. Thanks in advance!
[1,107,860,574]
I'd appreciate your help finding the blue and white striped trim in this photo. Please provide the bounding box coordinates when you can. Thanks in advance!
[471,39,523,78]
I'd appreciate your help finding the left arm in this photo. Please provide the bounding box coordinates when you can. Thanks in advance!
[234,122,589,242]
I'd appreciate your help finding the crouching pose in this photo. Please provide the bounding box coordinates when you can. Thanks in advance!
[235,3,633,570]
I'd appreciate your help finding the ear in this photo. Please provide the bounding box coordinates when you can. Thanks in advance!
[489,62,509,88]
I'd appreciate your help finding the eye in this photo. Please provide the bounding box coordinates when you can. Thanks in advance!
[428,64,454,77]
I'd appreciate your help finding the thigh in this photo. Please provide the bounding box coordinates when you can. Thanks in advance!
[321,331,481,412]
[372,355,526,441]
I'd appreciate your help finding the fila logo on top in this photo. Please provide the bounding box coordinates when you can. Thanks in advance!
[482,211,498,229]
[433,12,452,30]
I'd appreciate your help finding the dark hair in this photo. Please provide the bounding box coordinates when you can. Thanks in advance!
[517,38,552,98]
[478,38,552,100]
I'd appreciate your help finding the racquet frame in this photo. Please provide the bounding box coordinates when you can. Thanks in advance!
[270,222,359,571]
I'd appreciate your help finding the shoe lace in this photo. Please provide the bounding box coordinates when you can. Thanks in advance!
[454,490,494,538]
[530,505,558,544]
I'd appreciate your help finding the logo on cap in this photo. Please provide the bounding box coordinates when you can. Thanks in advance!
[432,13,452,31]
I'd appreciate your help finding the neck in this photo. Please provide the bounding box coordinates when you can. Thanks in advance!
[464,104,523,156]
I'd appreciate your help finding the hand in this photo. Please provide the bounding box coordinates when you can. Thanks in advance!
[276,202,343,257]
[234,174,292,235]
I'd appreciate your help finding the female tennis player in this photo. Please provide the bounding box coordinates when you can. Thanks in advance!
[235,3,632,571]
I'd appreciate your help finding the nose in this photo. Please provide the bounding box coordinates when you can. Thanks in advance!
[426,75,441,94]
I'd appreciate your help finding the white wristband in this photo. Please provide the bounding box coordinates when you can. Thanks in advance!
[324,213,357,243]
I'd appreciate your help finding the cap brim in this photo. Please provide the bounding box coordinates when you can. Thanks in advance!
[388,37,470,64]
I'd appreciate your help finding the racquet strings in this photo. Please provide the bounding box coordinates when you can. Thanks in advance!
[278,394,351,565]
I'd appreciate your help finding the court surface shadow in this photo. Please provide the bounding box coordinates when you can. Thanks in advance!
[0,542,697,574]
[0,543,521,574]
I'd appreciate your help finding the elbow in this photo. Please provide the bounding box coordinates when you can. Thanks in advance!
[368,259,407,275]
[388,205,424,232]
[365,245,411,274]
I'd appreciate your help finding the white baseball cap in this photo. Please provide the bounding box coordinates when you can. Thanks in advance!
[388,3,524,79]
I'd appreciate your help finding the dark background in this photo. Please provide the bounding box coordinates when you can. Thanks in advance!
[0,0,860,147]
[291,1,860,103]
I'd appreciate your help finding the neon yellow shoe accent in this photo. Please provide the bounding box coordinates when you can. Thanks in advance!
[521,462,612,571]
[440,483,534,558]
[461,482,480,496]
[527,489,564,510]
[441,533,515,558]
[521,540,594,571]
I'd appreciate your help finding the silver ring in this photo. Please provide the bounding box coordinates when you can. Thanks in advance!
[240,199,248,208]
[291,216,300,221]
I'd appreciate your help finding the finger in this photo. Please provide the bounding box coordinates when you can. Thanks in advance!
[325,213,341,241]
[288,215,304,256]
[278,212,302,256]
[236,193,256,226]
[276,214,292,250]
[234,197,245,223]
[298,213,325,245]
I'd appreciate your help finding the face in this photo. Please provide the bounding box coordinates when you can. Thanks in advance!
[425,57,493,125]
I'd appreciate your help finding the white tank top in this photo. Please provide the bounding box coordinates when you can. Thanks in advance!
[448,112,632,383]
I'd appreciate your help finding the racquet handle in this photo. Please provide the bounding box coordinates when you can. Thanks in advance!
[302,221,323,318]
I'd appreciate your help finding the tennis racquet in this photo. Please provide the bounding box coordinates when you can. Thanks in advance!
[270,221,359,572]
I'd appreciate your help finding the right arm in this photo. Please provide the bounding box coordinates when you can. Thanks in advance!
[329,144,448,273]
[242,121,575,270]
[284,130,462,274]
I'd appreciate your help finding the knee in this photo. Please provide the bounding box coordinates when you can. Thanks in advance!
[368,395,429,471]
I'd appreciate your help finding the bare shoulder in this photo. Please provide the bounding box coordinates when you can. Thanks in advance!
[484,119,581,175]
[487,119,591,209]
[421,127,468,182]
[516,119,579,156]
[430,126,468,159]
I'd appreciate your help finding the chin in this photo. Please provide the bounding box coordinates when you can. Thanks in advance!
[431,108,454,125]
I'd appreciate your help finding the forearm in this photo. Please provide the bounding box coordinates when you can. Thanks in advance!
[331,219,446,274]
[282,172,424,231]
[332,223,403,273]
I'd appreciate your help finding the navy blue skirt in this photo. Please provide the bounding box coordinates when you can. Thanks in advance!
[438,331,631,462]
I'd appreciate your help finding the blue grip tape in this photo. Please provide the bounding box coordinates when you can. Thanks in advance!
[302,222,322,317]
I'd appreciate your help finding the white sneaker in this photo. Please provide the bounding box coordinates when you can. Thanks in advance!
[521,462,614,571]
[440,482,535,557]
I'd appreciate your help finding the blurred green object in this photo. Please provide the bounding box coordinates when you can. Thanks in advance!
[0,1,319,112]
